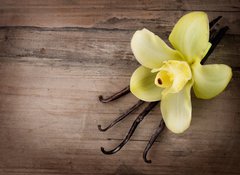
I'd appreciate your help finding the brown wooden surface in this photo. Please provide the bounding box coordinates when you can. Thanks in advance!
[0,0,240,175]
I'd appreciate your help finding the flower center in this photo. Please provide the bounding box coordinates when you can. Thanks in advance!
[155,70,173,88]
[152,60,192,96]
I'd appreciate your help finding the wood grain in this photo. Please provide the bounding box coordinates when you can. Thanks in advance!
[0,0,239,175]
[0,0,240,34]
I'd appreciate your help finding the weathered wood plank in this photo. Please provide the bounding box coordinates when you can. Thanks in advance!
[0,0,239,34]
[1,0,239,11]
[0,28,239,68]
[0,0,240,174]
[0,61,239,174]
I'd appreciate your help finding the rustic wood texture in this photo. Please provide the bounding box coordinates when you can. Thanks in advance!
[0,0,240,174]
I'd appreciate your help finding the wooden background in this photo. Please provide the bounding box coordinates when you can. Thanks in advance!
[0,0,239,174]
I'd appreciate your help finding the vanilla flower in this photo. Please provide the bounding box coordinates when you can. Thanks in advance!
[130,12,232,133]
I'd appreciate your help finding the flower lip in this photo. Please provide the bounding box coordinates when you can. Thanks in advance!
[153,60,192,96]
[154,70,173,89]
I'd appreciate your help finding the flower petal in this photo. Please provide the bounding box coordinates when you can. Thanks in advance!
[169,12,211,63]
[131,28,183,69]
[130,66,163,102]
[192,61,232,99]
[161,80,193,133]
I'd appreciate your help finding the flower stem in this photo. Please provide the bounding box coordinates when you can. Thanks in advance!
[98,100,145,132]
[101,101,159,155]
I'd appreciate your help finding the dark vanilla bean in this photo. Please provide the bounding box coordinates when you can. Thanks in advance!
[98,100,145,132]
[143,119,165,163]
[209,16,222,29]
[98,85,130,103]
[101,101,159,155]
[210,26,229,43]
[201,26,229,65]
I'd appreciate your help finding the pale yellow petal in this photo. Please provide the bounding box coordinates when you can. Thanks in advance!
[161,80,193,133]
[131,28,183,69]
[192,61,232,99]
[130,66,163,102]
[169,12,211,63]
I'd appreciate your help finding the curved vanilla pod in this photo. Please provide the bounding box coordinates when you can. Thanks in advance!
[101,101,159,154]
[98,100,145,132]
[201,26,229,65]
[143,119,165,163]
[209,16,222,29]
[98,85,130,103]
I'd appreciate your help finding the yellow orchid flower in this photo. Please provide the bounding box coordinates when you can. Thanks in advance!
[130,12,232,134]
